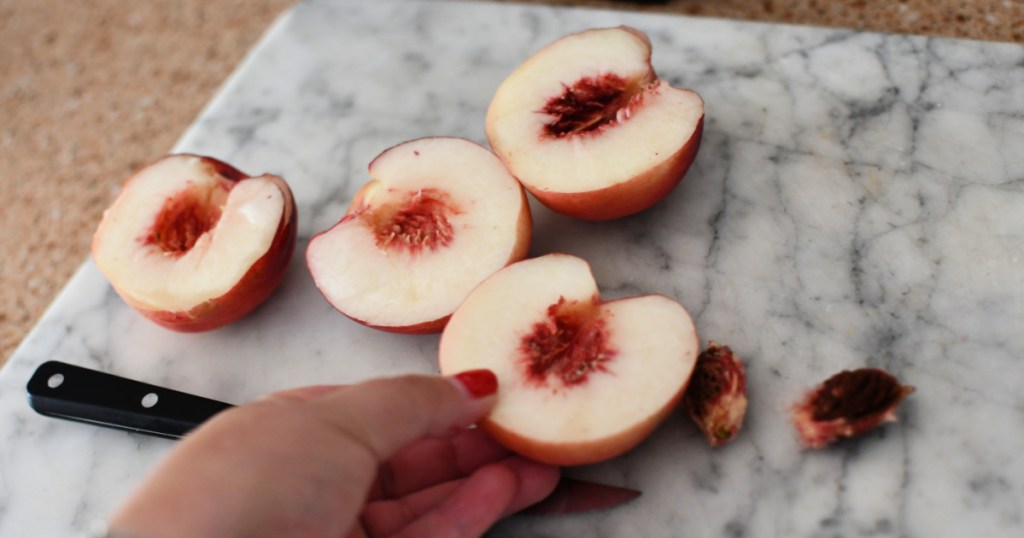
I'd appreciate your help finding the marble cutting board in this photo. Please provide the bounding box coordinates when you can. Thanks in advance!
[2,0,1023,535]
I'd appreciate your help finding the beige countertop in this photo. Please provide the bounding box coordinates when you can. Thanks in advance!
[2,0,1021,366]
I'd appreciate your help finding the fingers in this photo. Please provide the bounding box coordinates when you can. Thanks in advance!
[395,464,517,538]
[368,428,511,500]
[308,370,498,462]
[361,456,560,537]
[108,370,510,538]
[493,457,561,516]
[368,464,516,538]
[361,480,462,536]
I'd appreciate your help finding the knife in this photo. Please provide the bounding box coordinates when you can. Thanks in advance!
[26,360,233,439]
[26,360,640,515]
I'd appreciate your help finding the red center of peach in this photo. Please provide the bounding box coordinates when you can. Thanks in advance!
[146,184,225,254]
[519,296,615,387]
[369,189,456,253]
[541,73,640,138]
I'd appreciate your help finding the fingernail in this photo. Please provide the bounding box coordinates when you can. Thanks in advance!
[451,369,498,398]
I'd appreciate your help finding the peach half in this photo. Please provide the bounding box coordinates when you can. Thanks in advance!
[306,137,532,334]
[92,154,297,332]
[439,254,699,466]
[486,26,704,220]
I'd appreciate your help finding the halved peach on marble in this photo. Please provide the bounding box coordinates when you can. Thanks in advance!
[440,254,699,465]
[307,137,532,334]
[486,26,704,220]
[92,154,297,332]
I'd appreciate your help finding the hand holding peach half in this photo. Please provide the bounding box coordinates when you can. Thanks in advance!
[440,254,700,466]
[92,154,297,332]
[486,26,705,220]
[307,137,532,334]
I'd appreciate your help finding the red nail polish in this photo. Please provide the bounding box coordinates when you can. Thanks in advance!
[452,369,498,398]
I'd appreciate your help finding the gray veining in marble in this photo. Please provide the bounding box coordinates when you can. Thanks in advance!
[2,0,1023,536]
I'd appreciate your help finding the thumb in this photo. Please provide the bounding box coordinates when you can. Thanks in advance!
[309,370,498,462]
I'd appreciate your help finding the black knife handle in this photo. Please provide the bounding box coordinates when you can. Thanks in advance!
[26,361,235,440]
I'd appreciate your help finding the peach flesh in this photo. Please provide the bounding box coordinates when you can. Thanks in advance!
[140,201,296,333]
[519,296,616,387]
[359,188,459,254]
[146,185,228,254]
[541,73,644,138]
[529,115,703,221]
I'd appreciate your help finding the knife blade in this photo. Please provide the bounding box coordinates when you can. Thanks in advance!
[522,477,641,515]
[26,360,641,515]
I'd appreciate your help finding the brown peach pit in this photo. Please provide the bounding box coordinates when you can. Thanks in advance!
[682,342,748,447]
[792,367,915,449]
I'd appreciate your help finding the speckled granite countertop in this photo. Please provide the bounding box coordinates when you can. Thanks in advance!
[1,0,1021,365]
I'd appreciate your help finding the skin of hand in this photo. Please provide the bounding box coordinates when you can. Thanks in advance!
[107,370,560,537]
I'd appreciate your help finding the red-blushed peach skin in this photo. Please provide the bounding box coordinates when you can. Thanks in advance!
[480,376,690,466]
[529,115,703,221]
[126,173,297,332]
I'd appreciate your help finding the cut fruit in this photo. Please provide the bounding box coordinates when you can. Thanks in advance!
[486,26,704,221]
[439,254,699,466]
[306,137,532,334]
[92,154,297,332]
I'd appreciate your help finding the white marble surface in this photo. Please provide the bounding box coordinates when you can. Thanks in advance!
[3,0,1024,535]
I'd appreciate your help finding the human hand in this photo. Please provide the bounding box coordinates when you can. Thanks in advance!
[107,370,560,537]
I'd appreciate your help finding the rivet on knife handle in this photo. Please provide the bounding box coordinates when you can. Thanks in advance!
[26,361,234,439]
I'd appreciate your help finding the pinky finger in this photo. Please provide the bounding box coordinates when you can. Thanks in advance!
[393,463,518,538]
